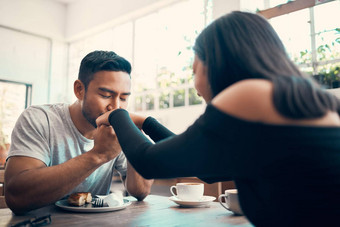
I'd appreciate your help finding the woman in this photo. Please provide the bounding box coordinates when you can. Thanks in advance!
[96,11,340,226]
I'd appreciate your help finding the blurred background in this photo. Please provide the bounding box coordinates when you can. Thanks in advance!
[0,0,339,170]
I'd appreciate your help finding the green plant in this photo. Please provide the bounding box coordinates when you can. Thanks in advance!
[320,65,340,87]
[298,27,340,88]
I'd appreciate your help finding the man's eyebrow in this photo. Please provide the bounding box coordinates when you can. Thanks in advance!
[99,87,131,95]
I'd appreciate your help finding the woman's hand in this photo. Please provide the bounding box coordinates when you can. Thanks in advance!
[96,109,147,130]
[96,110,114,127]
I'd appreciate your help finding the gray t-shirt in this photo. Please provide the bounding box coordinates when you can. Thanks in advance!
[8,103,127,196]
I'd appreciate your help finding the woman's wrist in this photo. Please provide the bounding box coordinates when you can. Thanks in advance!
[108,109,128,125]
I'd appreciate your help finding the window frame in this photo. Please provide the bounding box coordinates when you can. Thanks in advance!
[0,79,32,109]
[258,0,340,86]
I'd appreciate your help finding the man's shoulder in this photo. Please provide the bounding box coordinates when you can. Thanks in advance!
[20,103,69,124]
[27,103,67,111]
[24,103,68,116]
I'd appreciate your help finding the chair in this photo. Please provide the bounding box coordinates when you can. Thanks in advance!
[0,168,7,208]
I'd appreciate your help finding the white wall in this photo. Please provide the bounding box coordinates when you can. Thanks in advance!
[49,41,69,104]
[66,0,241,41]
[0,0,66,40]
[212,0,240,20]
[0,0,68,105]
[66,0,183,41]
[0,27,50,105]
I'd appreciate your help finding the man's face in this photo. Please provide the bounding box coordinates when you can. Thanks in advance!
[81,70,131,128]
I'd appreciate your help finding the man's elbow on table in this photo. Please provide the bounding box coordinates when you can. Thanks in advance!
[5,178,46,214]
[5,192,32,215]
[132,192,149,201]
[127,179,154,201]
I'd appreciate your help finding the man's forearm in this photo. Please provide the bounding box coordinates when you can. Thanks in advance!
[5,152,103,214]
[125,162,153,201]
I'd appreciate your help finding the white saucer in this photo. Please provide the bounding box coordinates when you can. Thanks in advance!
[169,196,216,208]
[55,198,131,213]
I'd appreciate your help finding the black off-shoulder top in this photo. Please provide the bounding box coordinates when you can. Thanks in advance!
[109,103,340,227]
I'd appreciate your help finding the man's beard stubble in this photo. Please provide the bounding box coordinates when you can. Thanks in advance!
[82,108,97,128]
[81,94,98,128]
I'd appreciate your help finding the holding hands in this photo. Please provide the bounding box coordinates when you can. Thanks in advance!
[93,110,147,163]
[96,110,147,129]
[91,124,122,163]
[96,110,113,127]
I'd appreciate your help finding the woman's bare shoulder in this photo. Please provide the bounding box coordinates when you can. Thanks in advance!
[211,79,276,122]
[211,79,340,126]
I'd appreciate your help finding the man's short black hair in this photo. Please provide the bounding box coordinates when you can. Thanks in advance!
[78,50,132,89]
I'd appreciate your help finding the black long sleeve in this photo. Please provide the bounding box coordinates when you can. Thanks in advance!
[142,116,175,142]
[108,107,234,181]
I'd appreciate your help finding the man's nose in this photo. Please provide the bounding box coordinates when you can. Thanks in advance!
[107,98,120,111]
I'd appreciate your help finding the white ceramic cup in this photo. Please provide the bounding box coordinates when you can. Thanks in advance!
[218,189,243,215]
[170,183,204,201]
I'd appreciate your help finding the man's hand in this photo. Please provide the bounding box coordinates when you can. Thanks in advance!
[91,125,121,163]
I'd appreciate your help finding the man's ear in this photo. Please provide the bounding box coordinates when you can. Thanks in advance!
[74,80,85,100]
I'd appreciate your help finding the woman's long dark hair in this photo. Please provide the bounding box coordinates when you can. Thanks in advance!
[194,11,340,119]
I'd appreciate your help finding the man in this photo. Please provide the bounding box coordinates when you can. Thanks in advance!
[4,50,153,214]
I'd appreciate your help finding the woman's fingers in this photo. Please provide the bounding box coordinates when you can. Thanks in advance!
[96,111,112,127]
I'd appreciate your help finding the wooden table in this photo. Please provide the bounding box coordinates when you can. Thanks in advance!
[0,195,253,226]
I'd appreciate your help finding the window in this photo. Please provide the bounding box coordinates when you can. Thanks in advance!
[132,0,210,111]
[253,0,340,88]
[270,9,311,66]
[0,79,32,144]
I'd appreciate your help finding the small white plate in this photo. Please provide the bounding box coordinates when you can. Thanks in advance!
[169,196,216,208]
[55,198,131,213]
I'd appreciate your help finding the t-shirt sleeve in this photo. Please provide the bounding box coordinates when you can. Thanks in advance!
[7,107,51,165]
[108,106,233,181]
